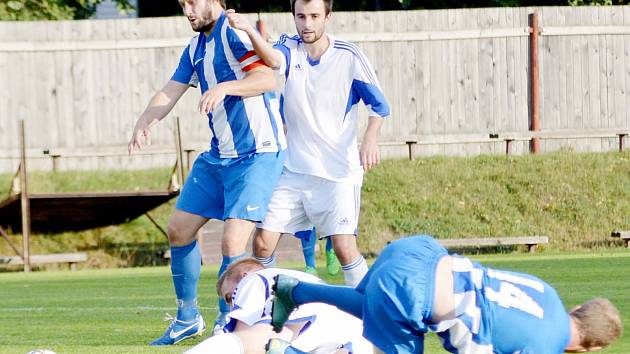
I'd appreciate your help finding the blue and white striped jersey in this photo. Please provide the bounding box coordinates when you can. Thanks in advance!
[272,34,390,186]
[171,12,286,159]
[431,256,571,354]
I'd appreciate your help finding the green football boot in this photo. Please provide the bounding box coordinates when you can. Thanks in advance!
[271,274,299,333]
[326,248,341,276]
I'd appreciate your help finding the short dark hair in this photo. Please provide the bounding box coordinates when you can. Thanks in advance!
[290,0,332,15]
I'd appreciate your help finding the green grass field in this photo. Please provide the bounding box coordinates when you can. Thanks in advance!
[1,252,629,354]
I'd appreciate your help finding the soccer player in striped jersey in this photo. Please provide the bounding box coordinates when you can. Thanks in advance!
[270,236,622,354]
[183,258,372,354]
[128,0,286,345]
[227,0,390,288]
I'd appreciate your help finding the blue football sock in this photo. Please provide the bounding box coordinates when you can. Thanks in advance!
[292,281,364,319]
[217,252,248,313]
[297,228,317,269]
[170,240,201,321]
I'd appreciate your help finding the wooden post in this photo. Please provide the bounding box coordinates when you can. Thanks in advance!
[51,154,61,172]
[505,139,514,156]
[18,120,31,272]
[618,133,627,152]
[406,141,415,161]
[529,12,541,154]
[174,117,186,185]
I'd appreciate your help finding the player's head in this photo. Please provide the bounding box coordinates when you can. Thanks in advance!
[216,258,264,306]
[178,0,226,33]
[566,298,622,352]
[291,0,332,44]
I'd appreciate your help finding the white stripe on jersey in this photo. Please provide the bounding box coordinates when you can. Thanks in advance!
[441,319,494,354]
[220,24,247,81]
[453,291,482,334]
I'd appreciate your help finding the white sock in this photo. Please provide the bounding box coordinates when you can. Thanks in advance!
[255,253,276,268]
[342,256,368,287]
[184,333,244,354]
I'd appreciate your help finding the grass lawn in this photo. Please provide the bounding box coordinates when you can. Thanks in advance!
[1,251,629,354]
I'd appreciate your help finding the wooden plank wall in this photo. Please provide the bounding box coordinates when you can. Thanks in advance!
[0,7,628,172]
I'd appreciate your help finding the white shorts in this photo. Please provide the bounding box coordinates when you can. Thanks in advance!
[291,303,372,354]
[259,169,361,237]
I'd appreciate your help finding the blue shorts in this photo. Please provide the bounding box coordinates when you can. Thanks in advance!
[357,236,448,354]
[175,151,285,222]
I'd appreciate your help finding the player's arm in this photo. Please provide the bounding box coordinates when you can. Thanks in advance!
[360,116,385,171]
[198,65,276,114]
[128,80,188,154]
[352,50,391,171]
[226,9,283,70]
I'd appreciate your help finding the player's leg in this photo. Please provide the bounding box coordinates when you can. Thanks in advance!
[308,181,367,287]
[253,228,281,267]
[329,234,367,287]
[255,169,311,268]
[213,218,256,333]
[271,274,364,333]
[151,155,223,345]
[216,151,286,333]
[168,210,209,320]
[295,228,317,275]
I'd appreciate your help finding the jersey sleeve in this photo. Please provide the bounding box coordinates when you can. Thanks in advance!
[350,49,390,118]
[273,33,293,78]
[225,274,270,328]
[170,45,199,87]
[226,27,267,73]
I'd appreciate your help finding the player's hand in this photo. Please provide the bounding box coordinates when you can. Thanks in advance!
[198,84,227,114]
[226,9,253,33]
[359,138,380,171]
[128,118,152,154]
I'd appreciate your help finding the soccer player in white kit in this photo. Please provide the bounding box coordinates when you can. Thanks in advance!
[183,258,372,354]
[227,0,391,287]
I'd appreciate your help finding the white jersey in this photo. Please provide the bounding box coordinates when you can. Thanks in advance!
[225,268,372,353]
[274,34,390,186]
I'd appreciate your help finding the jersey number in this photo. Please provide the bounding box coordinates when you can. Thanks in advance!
[485,271,544,319]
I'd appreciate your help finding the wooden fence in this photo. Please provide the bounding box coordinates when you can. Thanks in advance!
[0,6,629,172]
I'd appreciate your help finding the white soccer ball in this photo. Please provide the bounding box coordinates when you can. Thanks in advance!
[26,350,57,354]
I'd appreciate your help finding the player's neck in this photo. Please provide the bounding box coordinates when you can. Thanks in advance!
[203,7,224,36]
[304,33,330,62]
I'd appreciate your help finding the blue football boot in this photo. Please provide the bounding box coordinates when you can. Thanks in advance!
[150,313,205,345]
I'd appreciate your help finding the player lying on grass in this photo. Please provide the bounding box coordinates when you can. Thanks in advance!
[184,258,372,354]
[271,236,622,354]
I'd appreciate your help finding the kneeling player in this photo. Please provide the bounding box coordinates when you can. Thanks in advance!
[271,236,622,354]
[184,258,372,354]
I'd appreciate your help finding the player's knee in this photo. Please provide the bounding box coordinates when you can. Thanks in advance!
[167,219,194,246]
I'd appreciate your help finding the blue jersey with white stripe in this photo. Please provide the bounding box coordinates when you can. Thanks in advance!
[432,256,571,353]
[171,12,286,158]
